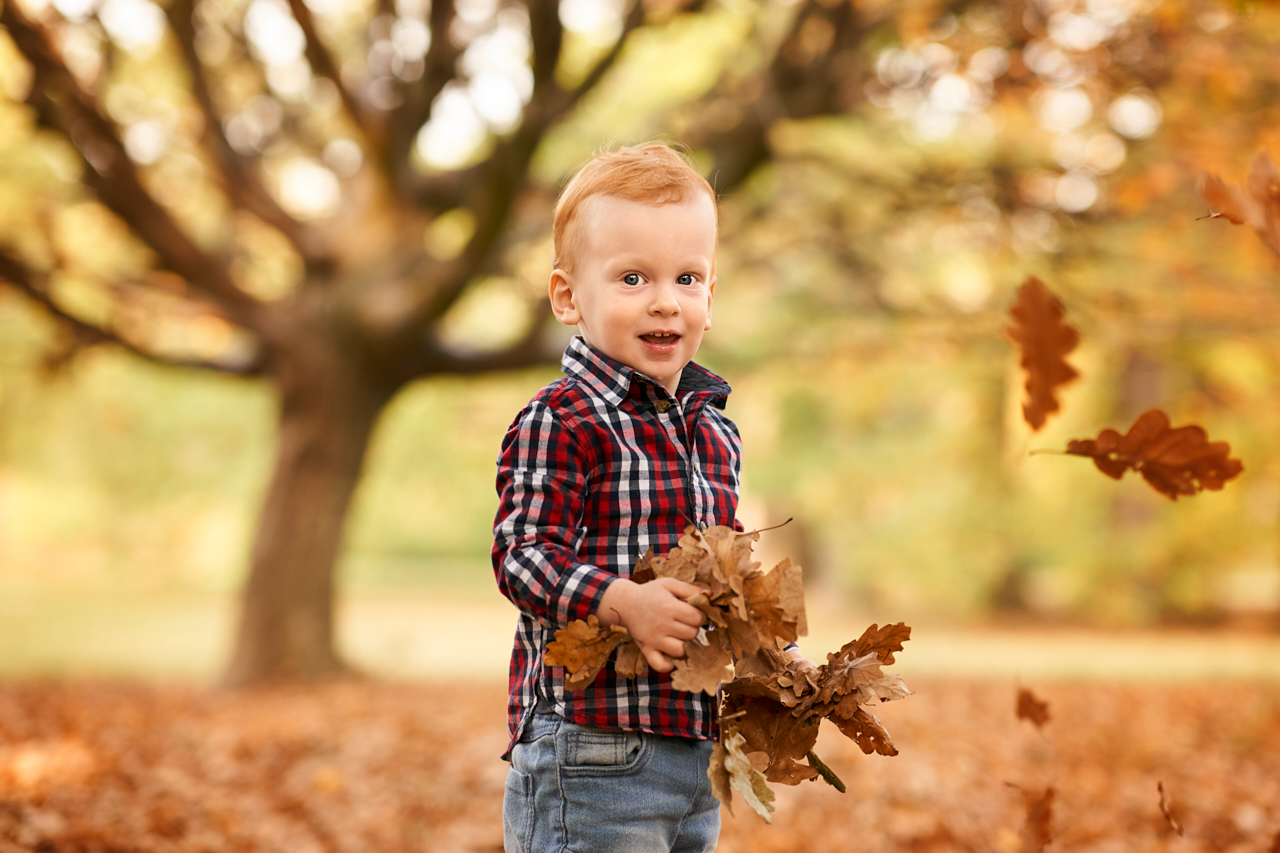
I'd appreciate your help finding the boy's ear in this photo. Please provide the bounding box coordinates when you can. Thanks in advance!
[703,276,716,331]
[549,269,581,326]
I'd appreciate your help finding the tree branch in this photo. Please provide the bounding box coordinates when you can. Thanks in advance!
[285,0,368,135]
[166,0,329,268]
[401,299,556,381]
[691,0,853,195]
[527,0,564,90]
[0,251,265,376]
[386,0,464,203]
[411,0,647,325]
[565,0,644,104]
[1,1,265,331]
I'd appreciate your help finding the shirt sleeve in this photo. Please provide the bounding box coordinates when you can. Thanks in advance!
[492,399,617,626]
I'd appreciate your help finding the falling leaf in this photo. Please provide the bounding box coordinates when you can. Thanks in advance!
[543,616,629,689]
[670,632,733,695]
[1020,786,1055,853]
[1017,688,1051,729]
[1157,781,1184,836]
[708,726,776,823]
[1200,150,1280,256]
[1006,276,1080,431]
[1065,408,1244,500]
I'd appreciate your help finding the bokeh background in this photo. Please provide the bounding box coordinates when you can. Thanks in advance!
[3,0,1280,682]
[4,1,1280,850]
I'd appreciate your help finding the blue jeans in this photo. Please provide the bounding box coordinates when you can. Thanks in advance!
[503,712,721,853]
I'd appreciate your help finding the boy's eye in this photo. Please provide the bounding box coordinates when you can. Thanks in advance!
[623,273,641,286]
[677,274,695,286]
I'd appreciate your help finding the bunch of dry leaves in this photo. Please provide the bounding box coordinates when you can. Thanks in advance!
[544,524,913,821]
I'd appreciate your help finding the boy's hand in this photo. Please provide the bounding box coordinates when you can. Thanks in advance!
[595,578,705,673]
[784,645,818,673]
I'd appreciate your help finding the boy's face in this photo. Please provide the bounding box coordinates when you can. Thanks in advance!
[549,193,716,395]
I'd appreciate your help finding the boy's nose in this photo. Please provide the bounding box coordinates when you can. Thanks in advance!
[648,281,681,315]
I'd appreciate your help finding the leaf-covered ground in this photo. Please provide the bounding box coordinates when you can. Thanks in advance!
[1,678,1277,852]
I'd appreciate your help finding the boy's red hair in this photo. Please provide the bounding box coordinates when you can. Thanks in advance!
[552,142,717,272]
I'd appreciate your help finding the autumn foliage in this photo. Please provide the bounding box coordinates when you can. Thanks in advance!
[3,679,1279,852]
[1065,409,1245,501]
[1006,276,1245,501]
[1005,277,1080,432]
[1201,151,1280,257]
[1015,687,1051,730]
[545,525,912,821]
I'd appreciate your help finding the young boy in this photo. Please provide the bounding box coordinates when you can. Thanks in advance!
[492,142,738,853]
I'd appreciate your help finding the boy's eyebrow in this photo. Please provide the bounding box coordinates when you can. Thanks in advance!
[604,254,714,268]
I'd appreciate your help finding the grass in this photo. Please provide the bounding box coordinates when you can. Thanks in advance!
[2,586,1279,684]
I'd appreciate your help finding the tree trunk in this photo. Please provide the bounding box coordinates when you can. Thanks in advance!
[222,311,398,685]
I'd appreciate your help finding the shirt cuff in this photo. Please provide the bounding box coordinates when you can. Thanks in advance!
[556,562,619,624]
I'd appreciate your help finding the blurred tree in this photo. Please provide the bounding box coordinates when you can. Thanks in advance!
[0,0,921,683]
[2,0,1279,682]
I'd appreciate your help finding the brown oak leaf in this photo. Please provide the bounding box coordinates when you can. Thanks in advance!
[850,622,912,666]
[1019,785,1055,853]
[743,558,806,648]
[1016,687,1051,729]
[685,592,728,629]
[630,547,657,584]
[1157,781,1184,836]
[670,632,733,695]
[544,616,629,689]
[613,640,648,679]
[725,649,817,708]
[708,726,775,822]
[828,706,898,756]
[821,653,912,709]
[651,541,705,584]
[723,612,762,659]
[1200,150,1280,256]
[726,696,820,785]
[1065,408,1244,500]
[1006,276,1080,432]
[704,526,761,585]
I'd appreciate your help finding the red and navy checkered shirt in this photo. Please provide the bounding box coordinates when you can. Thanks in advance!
[492,336,743,756]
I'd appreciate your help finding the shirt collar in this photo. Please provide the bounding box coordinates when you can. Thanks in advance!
[561,336,731,409]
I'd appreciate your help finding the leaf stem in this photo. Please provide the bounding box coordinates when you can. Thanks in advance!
[806,751,846,793]
[741,518,794,537]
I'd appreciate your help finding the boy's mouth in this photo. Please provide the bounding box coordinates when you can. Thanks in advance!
[640,332,680,345]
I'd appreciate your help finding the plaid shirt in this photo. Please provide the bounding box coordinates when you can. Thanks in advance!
[492,336,743,756]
